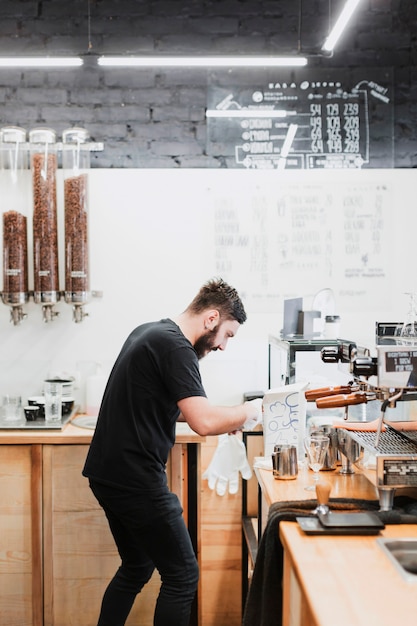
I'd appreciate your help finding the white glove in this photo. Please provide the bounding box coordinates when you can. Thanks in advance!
[243,397,263,431]
[203,433,252,496]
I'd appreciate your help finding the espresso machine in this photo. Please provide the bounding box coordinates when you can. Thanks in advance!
[306,333,417,511]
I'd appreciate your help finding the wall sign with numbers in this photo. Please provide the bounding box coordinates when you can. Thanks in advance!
[206,68,393,170]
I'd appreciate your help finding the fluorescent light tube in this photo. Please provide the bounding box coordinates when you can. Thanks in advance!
[0,57,83,67]
[280,123,298,158]
[278,123,298,170]
[98,56,308,68]
[322,0,362,52]
[206,109,291,118]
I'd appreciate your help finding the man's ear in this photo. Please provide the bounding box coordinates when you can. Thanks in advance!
[204,309,220,330]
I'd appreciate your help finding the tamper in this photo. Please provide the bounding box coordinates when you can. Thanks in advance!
[314,481,331,515]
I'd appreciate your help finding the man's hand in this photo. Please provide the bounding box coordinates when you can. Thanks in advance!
[242,397,263,431]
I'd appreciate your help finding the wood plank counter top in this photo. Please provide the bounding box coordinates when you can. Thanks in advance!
[255,461,380,508]
[253,460,417,626]
[0,417,205,444]
[280,521,417,626]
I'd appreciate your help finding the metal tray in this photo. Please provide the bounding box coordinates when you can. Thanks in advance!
[0,407,77,430]
[297,516,383,536]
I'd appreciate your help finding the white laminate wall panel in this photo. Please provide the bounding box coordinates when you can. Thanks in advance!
[0,168,415,406]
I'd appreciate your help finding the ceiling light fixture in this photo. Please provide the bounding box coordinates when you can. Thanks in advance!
[97,56,308,68]
[0,57,83,67]
[322,0,363,52]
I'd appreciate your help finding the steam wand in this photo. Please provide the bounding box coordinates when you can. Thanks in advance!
[374,389,404,448]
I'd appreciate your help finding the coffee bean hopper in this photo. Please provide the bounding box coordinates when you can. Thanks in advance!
[0,126,30,325]
[306,340,417,511]
[62,127,91,323]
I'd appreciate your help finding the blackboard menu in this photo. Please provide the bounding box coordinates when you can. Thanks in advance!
[206,68,393,169]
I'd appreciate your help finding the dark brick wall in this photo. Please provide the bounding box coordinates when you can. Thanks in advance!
[0,0,415,168]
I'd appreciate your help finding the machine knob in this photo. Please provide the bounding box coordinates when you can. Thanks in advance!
[352,356,378,378]
[321,346,340,363]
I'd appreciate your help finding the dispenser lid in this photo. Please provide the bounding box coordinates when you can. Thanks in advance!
[29,127,56,143]
[63,127,89,144]
[0,126,26,143]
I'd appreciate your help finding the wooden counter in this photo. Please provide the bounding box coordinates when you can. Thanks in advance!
[255,462,379,508]
[0,418,204,626]
[280,521,417,626]
[0,418,203,445]
[253,461,417,626]
[254,461,380,536]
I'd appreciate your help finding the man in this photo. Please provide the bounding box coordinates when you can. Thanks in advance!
[82,277,262,626]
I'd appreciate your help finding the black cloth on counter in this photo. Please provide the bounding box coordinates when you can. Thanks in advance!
[242,496,417,626]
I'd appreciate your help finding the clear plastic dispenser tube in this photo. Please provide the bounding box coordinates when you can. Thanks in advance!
[0,126,30,324]
[29,127,60,318]
[62,127,90,322]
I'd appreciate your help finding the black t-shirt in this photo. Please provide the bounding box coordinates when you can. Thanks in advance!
[82,319,206,491]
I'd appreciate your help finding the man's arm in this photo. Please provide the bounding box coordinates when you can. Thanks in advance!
[177,395,261,436]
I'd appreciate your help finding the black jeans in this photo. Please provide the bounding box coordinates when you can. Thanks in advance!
[89,480,199,626]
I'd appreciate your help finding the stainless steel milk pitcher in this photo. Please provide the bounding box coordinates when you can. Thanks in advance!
[272,444,298,480]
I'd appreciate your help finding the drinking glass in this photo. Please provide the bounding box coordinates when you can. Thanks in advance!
[2,395,23,423]
[44,381,62,422]
[304,435,329,491]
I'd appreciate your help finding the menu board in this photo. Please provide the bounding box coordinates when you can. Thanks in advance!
[201,170,393,314]
[206,68,393,169]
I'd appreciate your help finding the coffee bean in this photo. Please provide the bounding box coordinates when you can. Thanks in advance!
[31,152,59,294]
[64,173,89,293]
[2,210,28,294]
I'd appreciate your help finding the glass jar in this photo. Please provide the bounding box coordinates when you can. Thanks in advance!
[29,127,59,304]
[62,127,90,308]
[0,126,30,309]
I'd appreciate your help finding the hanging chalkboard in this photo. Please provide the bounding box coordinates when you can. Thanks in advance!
[206,68,393,170]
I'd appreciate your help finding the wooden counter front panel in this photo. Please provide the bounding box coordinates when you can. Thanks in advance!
[0,445,35,626]
[0,433,199,626]
[42,444,160,626]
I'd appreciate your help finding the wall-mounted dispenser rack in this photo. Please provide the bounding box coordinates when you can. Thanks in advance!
[0,125,103,325]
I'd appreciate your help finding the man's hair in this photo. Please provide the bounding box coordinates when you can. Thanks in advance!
[186,277,247,324]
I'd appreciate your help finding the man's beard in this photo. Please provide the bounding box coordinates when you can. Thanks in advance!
[194,328,218,360]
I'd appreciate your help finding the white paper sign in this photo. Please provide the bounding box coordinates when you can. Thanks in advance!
[262,381,308,460]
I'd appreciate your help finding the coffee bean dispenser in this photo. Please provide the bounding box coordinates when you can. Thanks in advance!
[62,127,91,323]
[0,126,30,325]
[29,127,60,322]
[0,125,103,325]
